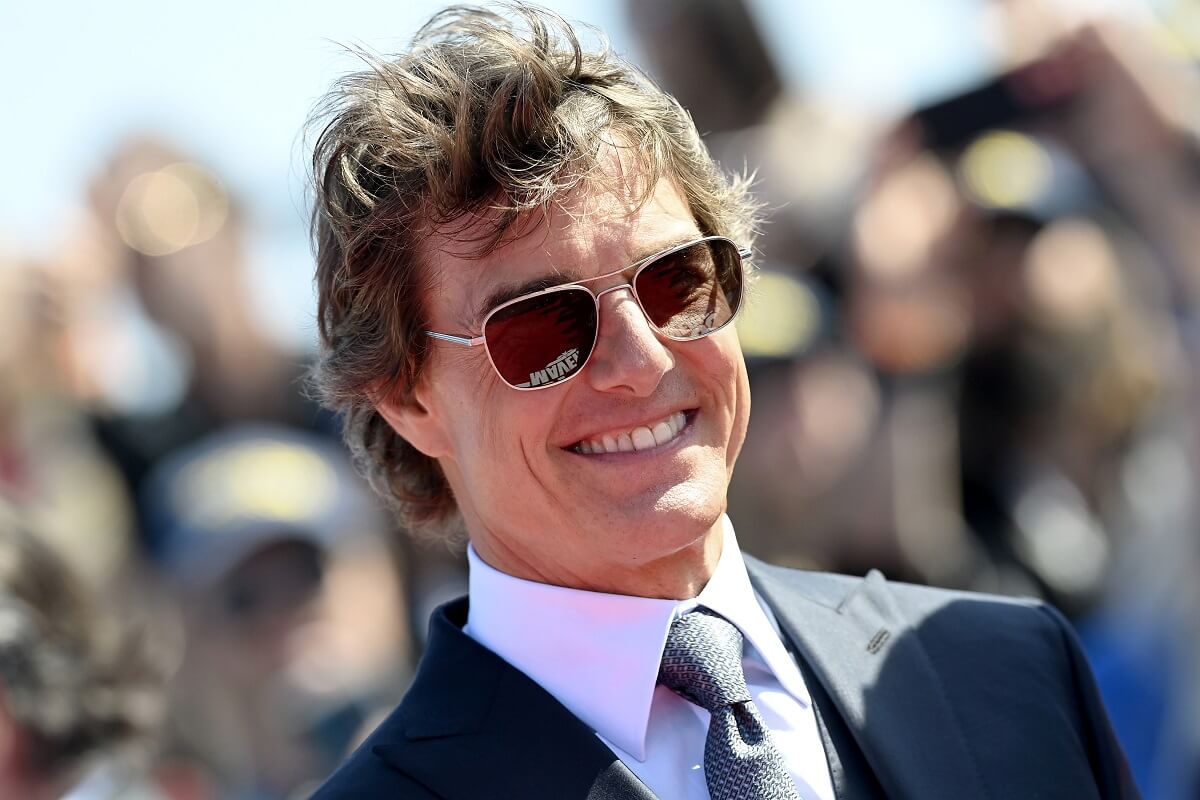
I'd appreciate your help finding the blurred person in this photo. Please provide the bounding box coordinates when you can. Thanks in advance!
[46,137,336,562]
[81,137,304,426]
[885,13,1200,788]
[996,16,1200,791]
[141,425,407,800]
[844,77,1169,608]
[839,143,989,590]
[954,213,1166,616]
[306,5,1135,799]
[0,252,136,591]
[0,504,164,800]
[54,139,464,661]
[726,351,899,578]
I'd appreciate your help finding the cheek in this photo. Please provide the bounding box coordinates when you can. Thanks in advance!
[701,328,751,461]
[428,351,511,456]
[688,328,746,400]
[444,376,562,475]
[730,359,751,467]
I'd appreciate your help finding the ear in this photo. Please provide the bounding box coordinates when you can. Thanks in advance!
[374,380,453,460]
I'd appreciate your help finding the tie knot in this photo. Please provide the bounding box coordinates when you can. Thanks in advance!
[657,608,751,711]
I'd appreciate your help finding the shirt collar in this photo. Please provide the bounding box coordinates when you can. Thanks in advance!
[465,516,809,761]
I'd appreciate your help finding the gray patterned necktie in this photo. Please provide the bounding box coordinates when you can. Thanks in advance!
[658,609,801,800]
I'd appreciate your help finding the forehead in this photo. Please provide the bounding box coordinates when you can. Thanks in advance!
[419,167,701,329]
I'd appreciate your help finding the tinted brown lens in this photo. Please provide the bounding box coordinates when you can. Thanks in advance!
[634,239,742,339]
[484,288,596,388]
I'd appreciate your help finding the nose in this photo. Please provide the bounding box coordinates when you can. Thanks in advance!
[585,286,673,396]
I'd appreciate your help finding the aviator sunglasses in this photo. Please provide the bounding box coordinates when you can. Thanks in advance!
[425,236,750,390]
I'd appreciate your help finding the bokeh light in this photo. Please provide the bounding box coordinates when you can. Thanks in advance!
[737,271,822,358]
[958,129,1054,210]
[115,163,229,257]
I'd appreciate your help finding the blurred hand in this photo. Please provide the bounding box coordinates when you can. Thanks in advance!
[1034,21,1200,170]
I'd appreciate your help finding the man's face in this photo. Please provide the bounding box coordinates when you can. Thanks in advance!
[388,163,751,596]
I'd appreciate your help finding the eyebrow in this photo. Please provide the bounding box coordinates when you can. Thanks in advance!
[472,275,569,328]
[468,235,700,328]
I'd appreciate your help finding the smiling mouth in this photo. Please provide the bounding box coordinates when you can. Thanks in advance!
[570,410,695,455]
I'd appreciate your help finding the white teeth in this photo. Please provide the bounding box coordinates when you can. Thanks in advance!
[631,427,656,450]
[577,411,690,454]
[651,421,673,446]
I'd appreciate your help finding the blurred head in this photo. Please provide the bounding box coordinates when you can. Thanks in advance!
[0,508,161,799]
[141,426,383,676]
[309,4,758,594]
[141,427,401,796]
[141,424,377,584]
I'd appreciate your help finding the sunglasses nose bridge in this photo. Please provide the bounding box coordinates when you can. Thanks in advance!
[593,281,635,301]
[585,281,674,396]
[592,281,658,335]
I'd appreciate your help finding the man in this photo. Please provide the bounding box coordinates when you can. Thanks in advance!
[308,5,1137,798]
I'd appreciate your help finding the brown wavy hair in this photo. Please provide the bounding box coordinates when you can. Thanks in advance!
[308,3,760,538]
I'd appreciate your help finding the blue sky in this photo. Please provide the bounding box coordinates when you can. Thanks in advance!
[0,0,1144,346]
[2,1,629,252]
[0,0,994,247]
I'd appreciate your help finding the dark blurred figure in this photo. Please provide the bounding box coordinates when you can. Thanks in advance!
[623,0,781,135]
[0,504,164,799]
[141,425,409,800]
[728,351,892,575]
[47,137,333,558]
[862,12,1200,796]
[50,135,461,669]
[954,212,1164,617]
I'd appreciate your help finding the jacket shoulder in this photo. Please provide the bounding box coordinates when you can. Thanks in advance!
[312,736,440,799]
[748,554,1049,625]
[747,556,1081,677]
[310,702,440,799]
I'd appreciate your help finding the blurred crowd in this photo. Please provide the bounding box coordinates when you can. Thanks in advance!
[2,0,1199,797]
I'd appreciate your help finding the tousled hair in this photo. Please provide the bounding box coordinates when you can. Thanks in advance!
[308,3,760,538]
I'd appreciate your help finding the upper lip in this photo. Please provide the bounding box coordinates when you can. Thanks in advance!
[560,407,694,448]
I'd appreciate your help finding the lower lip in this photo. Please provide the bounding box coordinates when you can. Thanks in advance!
[569,410,697,459]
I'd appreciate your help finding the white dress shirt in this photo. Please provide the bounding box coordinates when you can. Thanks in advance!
[465,517,836,800]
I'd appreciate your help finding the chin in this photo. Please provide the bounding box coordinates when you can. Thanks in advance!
[619,481,725,550]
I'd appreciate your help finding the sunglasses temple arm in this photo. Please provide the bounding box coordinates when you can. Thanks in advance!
[424,331,487,347]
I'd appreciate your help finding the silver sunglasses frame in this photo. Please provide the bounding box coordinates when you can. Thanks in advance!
[424,235,752,390]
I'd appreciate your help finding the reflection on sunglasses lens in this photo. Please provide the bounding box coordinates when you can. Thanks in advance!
[636,239,741,339]
[486,289,597,388]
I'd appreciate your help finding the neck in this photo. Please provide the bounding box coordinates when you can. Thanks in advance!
[470,517,726,599]
[612,529,724,599]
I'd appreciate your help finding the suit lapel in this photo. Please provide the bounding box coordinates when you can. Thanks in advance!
[746,559,988,800]
[371,598,656,800]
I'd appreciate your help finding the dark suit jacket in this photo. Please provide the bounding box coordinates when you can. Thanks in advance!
[313,557,1140,799]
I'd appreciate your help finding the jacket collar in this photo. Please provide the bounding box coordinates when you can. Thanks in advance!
[462,517,810,760]
[371,560,986,800]
[370,597,656,800]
